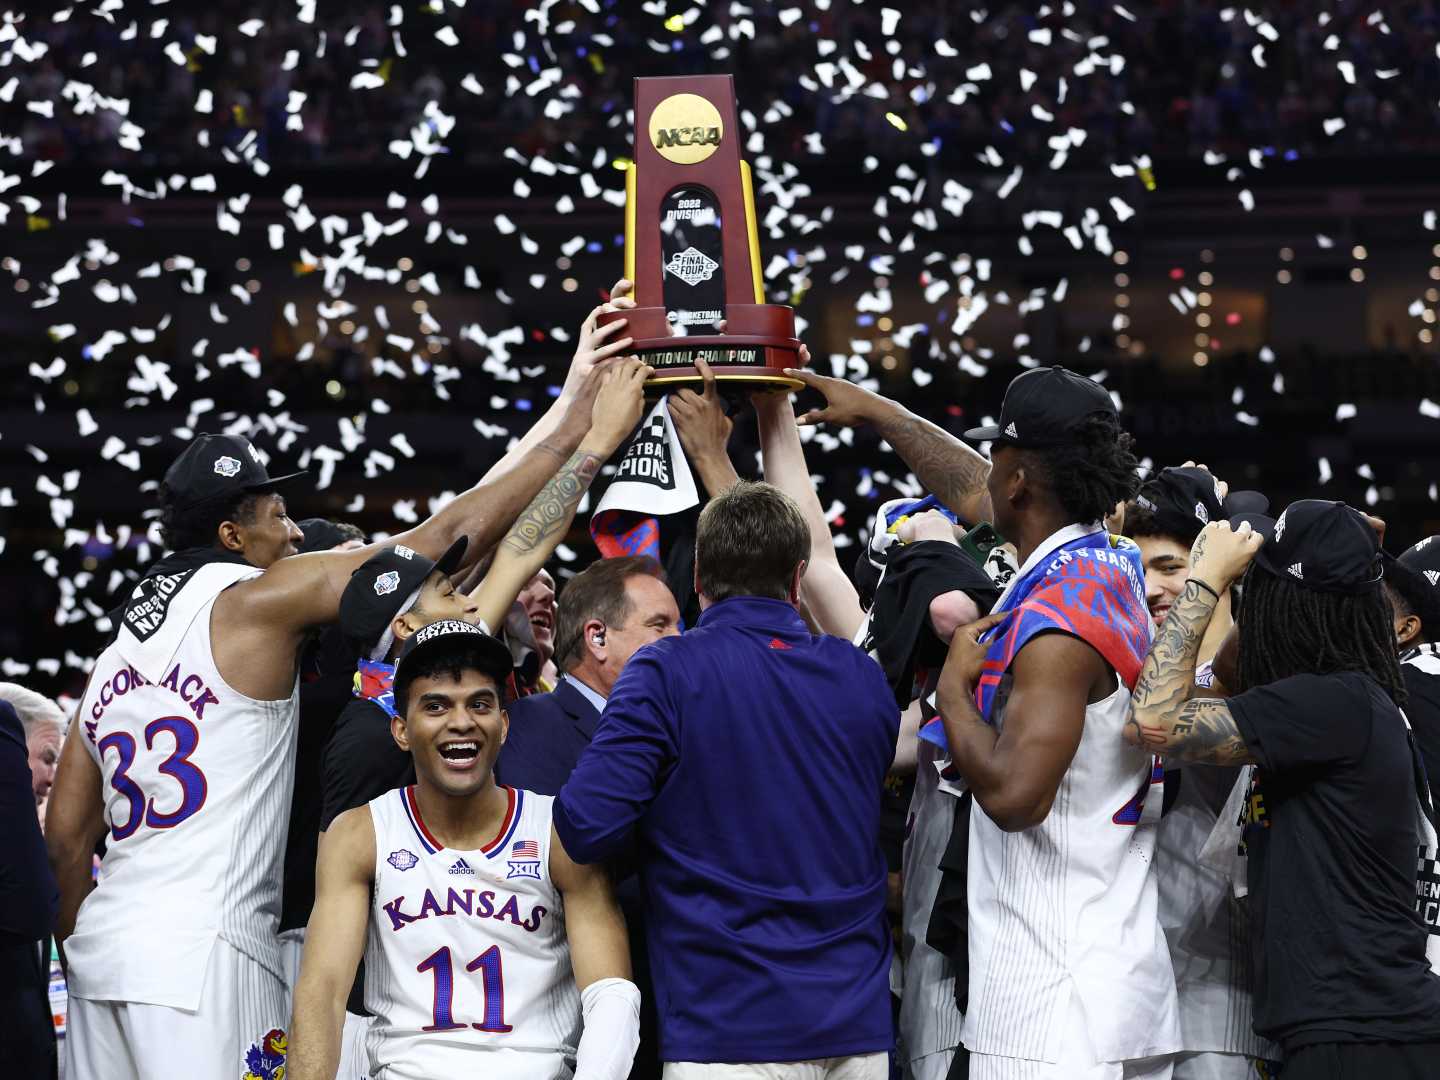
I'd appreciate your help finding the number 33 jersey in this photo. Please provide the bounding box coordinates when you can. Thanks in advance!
[363,785,582,1080]
[67,571,299,1010]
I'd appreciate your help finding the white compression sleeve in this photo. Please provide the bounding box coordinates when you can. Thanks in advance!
[574,977,641,1080]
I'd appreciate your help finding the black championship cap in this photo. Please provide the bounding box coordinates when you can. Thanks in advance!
[341,537,468,658]
[1384,535,1440,628]
[297,518,352,554]
[1132,466,1269,546]
[163,433,307,511]
[1238,499,1383,594]
[394,619,514,696]
[964,365,1116,446]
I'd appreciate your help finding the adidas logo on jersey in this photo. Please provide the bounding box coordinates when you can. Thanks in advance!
[1004,421,1018,438]
[1288,562,1303,580]
[449,857,475,875]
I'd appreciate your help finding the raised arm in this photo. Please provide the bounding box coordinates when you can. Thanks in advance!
[288,806,374,1080]
[754,354,865,640]
[469,359,650,631]
[482,280,637,485]
[45,720,106,945]
[551,825,640,1080]
[669,358,740,499]
[1123,521,1263,765]
[784,367,993,525]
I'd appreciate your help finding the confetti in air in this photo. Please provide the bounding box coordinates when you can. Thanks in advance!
[0,2,1432,690]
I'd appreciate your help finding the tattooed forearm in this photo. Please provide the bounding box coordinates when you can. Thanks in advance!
[1128,699,1254,765]
[501,450,602,555]
[871,405,993,523]
[1124,578,1256,765]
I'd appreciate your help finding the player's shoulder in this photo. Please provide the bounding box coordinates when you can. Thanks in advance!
[328,802,378,842]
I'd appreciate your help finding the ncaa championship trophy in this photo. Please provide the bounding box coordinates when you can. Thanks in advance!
[597,75,805,390]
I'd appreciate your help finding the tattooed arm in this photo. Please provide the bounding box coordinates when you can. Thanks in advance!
[1123,521,1265,765]
[784,368,993,524]
[468,360,649,632]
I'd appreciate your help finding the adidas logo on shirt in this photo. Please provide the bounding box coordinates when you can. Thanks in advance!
[449,858,475,876]
[1288,562,1304,580]
[1004,421,1019,438]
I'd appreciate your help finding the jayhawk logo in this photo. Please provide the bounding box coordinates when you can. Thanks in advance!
[243,1028,287,1080]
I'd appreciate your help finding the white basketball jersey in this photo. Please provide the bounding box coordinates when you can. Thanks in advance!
[66,570,300,1010]
[963,674,1180,1063]
[364,785,581,1079]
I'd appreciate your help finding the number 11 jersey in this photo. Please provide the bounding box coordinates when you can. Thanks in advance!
[363,785,581,1080]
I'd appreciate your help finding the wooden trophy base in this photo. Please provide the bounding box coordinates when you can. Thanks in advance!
[598,304,804,392]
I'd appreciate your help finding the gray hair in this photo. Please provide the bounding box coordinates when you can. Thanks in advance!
[0,682,67,738]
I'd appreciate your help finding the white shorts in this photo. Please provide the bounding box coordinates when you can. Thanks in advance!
[664,1054,888,1080]
[66,938,289,1080]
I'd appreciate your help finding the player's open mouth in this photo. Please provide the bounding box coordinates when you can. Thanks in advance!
[530,612,552,634]
[438,741,480,769]
[1149,603,1170,625]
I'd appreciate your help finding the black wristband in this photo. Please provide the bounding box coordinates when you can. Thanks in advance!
[1187,577,1221,601]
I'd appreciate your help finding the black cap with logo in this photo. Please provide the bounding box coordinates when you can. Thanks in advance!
[163,433,307,511]
[393,619,514,699]
[963,366,1116,447]
[1384,535,1440,628]
[340,537,469,657]
[1237,499,1383,594]
[1132,466,1269,546]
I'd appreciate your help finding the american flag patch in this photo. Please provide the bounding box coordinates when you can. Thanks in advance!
[511,840,540,859]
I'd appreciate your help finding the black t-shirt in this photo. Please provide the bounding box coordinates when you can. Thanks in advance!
[320,697,414,832]
[1231,671,1440,1048]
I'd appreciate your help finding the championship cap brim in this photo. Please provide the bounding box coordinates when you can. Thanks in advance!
[395,620,513,691]
[243,469,309,494]
[433,535,469,577]
[963,423,1003,442]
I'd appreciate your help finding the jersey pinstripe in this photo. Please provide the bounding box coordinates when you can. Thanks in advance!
[66,577,299,1010]
[363,786,581,1079]
[899,740,965,1063]
[1157,768,1277,1062]
[963,679,1181,1064]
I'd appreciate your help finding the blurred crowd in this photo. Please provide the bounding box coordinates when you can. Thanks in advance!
[11,1,1440,174]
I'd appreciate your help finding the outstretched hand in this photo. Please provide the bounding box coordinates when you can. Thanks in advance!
[783,365,883,428]
[669,357,734,463]
[588,357,652,454]
[562,278,637,399]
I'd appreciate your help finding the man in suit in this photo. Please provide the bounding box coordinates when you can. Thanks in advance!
[495,555,680,795]
[495,554,680,1080]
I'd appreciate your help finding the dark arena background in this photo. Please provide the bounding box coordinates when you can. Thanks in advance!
[2,1,1438,700]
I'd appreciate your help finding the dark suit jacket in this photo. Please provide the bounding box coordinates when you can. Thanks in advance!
[0,702,57,1078]
[494,677,600,795]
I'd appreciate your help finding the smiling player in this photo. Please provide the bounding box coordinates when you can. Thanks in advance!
[288,620,638,1080]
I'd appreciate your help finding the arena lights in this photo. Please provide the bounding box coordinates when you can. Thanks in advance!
[1198,271,1213,286]
[1279,247,1294,261]
[398,256,414,271]
[1199,249,1215,264]
[1193,351,1209,366]
[1350,267,1365,283]
[1113,250,1129,266]
[1277,269,1292,284]
[412,300,428,314]
[562,277,578,292]
[1352,245,1367,260]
